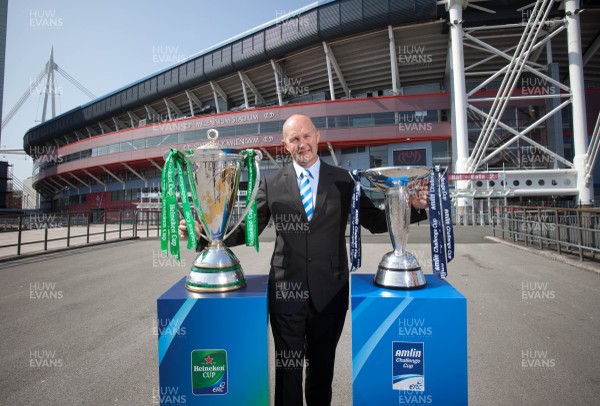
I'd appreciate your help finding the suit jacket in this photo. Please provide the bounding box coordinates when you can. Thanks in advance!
[225,161,426,314]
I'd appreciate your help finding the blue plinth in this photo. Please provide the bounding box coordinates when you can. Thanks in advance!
[351,274,467,406]
[157,275,269,406]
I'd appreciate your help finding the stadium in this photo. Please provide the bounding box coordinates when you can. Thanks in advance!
[22,0,600,216]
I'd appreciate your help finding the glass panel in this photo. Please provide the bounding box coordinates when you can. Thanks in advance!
[162,134,179,145]
[236,123,259,136]
[120,141,134,152]
[146,136,162,147]
[217,126,236,137]
[97,145,109,156]
[373,112,396,125]
[259,121,283,134]
[312,117,327,129]
[132,139,146,150]
[351,114,373,127]
[328,115,348,128]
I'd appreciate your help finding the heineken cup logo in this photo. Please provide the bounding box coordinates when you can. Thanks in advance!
[191,349,228,395]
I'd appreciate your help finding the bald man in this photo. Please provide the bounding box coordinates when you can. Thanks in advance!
[183,114,427,405]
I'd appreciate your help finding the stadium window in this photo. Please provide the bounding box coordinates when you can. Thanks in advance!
[108,144,120,154]
[146,136,162,147]
[312,117,326,129]
[236,123,259,136]
[328,115,348,128]
[218,126,236,137]
[97,145,109,156]
[179,131,199,143]
[162,134,179,145]
[373,112,395,125]
[259,121,283,134]
[351,114,374,127]
[120,141,134,152]
[132,139,146,150]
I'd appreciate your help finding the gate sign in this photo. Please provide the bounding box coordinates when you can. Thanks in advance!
[448,173,499,181]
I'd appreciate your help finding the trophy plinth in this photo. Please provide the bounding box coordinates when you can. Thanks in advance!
[361,166,431,290]
[183,129,261,292]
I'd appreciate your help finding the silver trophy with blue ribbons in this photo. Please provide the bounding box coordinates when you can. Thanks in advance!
[350,165,453,289]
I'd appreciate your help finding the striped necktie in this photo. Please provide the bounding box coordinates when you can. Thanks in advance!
[299,170,314,222]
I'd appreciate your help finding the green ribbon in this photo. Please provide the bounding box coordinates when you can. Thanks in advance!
[161,149,198,260]
[241,149,259,252]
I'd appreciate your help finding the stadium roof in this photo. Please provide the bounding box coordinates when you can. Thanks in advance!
[23,0,600,154]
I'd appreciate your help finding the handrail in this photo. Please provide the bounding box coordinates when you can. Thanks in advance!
[0,210,161,258]
[492,205,600,261]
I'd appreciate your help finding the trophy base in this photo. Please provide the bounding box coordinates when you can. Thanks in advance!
[373,251,427,290]
[185,244,246,292]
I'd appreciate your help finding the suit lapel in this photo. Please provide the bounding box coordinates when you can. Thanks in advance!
[313,162,330,223]
[282,164,305,216]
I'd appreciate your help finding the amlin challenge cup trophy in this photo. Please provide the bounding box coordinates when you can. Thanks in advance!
[351,166,454,289]
[160,129,261,292]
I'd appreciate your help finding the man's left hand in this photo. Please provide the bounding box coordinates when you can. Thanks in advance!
[410,179,429,210]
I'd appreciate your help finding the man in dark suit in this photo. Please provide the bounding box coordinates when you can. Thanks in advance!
[181,114,427,406]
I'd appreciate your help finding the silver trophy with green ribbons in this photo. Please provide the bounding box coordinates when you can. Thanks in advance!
[161,129,261,292]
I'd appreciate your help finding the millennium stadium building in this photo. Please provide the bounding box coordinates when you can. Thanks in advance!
[23,0,600,215]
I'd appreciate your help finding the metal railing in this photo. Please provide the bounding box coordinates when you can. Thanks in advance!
[492,205,600,261]
[0,210,161,258]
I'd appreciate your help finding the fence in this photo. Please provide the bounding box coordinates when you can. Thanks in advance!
[492,205,600,261]
[0,210,161,258]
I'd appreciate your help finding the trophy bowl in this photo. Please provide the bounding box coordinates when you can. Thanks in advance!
[184,130,261,292]
[361,166,431,289]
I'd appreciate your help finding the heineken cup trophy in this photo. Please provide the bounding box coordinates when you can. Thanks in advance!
[162,129,261,292]
[361,166,431,289]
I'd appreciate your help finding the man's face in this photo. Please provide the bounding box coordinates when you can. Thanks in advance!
[282,117,320,168]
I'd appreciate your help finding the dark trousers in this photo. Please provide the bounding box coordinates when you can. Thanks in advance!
[270,301,346,406]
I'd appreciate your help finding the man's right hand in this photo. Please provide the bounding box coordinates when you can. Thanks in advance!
[178,219,202,240]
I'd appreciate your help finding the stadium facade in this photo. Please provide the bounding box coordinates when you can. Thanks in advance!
[23,0,600,214]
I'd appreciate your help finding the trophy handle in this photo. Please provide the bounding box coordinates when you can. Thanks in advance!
[224,150,262,239]
[356,170,380,192]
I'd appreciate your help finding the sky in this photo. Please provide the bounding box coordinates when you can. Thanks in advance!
[2,0,316,182]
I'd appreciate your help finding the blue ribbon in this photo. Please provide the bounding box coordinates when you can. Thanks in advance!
[349,170,362,272]
[384,176,409,188]
[428,165,453,279]
[439,167,454,263]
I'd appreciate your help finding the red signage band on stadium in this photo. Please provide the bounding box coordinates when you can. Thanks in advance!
[448,173,499,181]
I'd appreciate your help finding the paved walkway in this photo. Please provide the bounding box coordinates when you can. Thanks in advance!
[0,226,598,405]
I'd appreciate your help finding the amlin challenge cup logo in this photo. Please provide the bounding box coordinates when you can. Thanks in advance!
[191,349,228,395]
[392,342,425,391]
